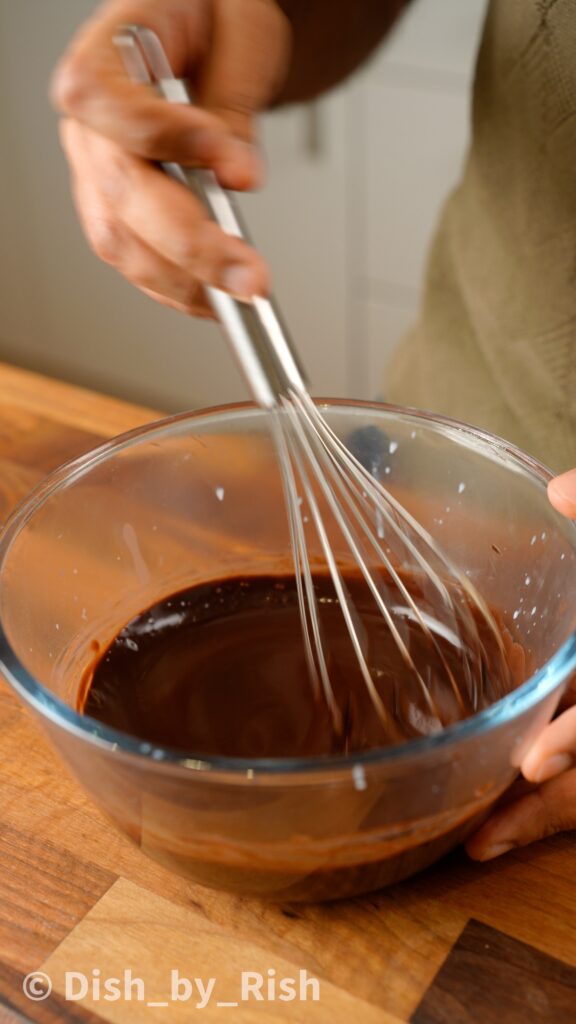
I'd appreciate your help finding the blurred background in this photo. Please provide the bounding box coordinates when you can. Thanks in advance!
[0,0,486,413]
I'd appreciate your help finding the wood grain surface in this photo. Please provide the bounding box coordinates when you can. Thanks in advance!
[0,362,575,1023]
[411,917,576,1024]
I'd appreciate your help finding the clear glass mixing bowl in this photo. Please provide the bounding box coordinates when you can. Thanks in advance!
[1,400,576,901]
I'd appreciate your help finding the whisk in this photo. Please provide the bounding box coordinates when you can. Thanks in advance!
[115,26,511,740]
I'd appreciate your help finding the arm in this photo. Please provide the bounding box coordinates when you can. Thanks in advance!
[276,0,409,102]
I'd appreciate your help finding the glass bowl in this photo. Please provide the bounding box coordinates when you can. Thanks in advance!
[1,400,576,902]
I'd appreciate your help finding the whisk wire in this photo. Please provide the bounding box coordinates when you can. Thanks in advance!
[295,398,492,713]
[298,393,506,674]
[269,411,341,727]
[299,409,466,718]
[284,391,463,720]
[280,400,404,736]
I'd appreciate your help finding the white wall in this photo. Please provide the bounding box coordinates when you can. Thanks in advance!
[0,0,486,413]
[348,0,487,394]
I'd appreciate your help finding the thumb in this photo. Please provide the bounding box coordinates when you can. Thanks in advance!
[548,469,576,519]
[196,0,291,188]
[466,768,576,861]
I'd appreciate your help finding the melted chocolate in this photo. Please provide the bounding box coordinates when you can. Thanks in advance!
[80,572,521,758]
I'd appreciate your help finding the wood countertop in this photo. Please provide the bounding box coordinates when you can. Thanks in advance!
[0,361,575,1024]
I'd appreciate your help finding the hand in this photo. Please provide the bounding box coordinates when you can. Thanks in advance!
[467,467,576,861]
[51,0,291,316]
[466,706,576,861]
[547,468,576,518]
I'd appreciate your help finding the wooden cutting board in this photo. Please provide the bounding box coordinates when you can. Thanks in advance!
[1,361,576,1024]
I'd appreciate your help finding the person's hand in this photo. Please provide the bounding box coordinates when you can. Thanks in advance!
[547,468,576,518]
[466,468,576,861]
[466,706,576,861]
[51,0,291,316]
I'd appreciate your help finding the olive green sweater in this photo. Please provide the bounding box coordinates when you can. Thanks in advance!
[385,0,576,472]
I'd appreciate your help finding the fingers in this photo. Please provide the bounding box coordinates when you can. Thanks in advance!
[466,702,576,862]
[52,0,290,314]
[97,226,214,316]
[61,119,269,308]
[520,705,576,783]
[117,155,269,295]
[52,2,223,157]
[466,768,576,861]
[548,470,576,518]
[51,0,285,190]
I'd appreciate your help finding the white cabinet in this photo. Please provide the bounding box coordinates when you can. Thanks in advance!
[0,0,487,412]
[347,0,487,395]
[363,83,470,294]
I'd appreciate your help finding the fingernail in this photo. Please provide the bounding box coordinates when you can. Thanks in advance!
[535,752,573,783]
[221,264,258,300]
[476,841,515,861]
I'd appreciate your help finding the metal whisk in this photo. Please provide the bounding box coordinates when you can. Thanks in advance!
[116,27,511,740]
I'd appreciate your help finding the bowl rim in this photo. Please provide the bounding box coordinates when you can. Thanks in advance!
[1,397,576,777]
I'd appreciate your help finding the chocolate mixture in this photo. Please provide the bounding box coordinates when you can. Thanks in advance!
[80,571,520,758]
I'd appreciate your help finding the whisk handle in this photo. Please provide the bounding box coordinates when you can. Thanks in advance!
[114,25,308,410]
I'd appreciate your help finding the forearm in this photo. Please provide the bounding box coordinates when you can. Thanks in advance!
[275,0,409,102]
